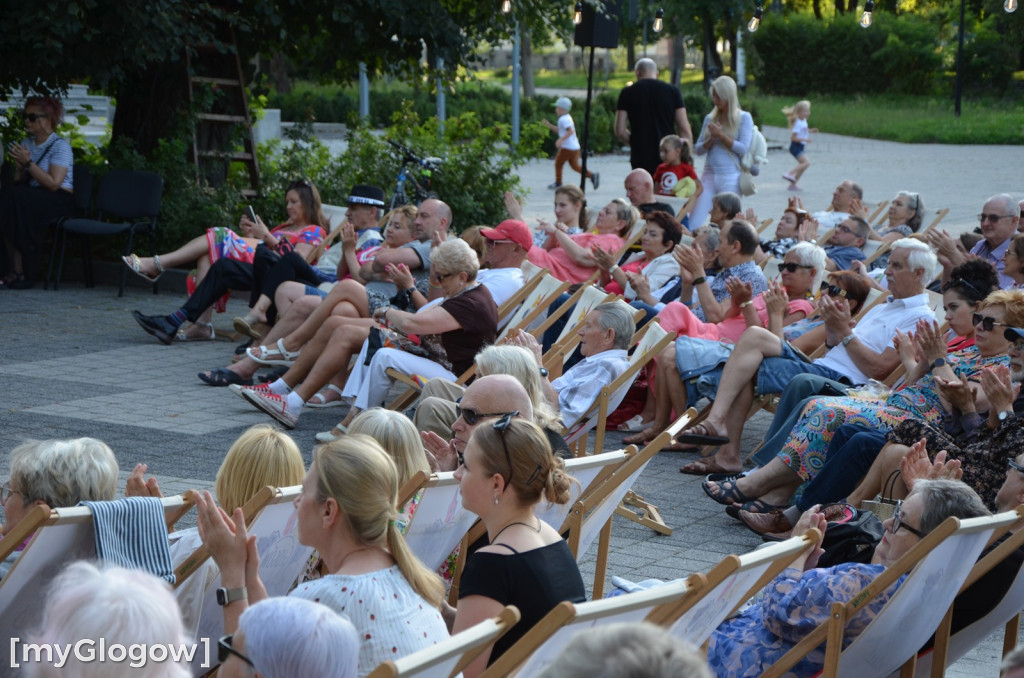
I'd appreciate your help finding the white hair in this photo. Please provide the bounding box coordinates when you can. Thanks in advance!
[890,237,940,282]
[11,438,118,508]
[240,597,359,678]
[27,561,190,678]
[787,242,828,293]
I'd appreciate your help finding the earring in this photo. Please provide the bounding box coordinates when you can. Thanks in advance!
[494,495,500,505]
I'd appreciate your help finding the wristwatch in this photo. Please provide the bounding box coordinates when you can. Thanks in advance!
[998,410,1013,422]
[216,586,248,606]
[538,367,549,377]
[841,335,855,347]
[931,357,947,371]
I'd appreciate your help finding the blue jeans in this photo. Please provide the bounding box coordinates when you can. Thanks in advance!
[796,424,887,510]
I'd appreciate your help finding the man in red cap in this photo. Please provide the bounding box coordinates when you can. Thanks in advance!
[477,219,531,316]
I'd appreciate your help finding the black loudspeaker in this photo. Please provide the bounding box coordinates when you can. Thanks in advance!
[574,0,621,49]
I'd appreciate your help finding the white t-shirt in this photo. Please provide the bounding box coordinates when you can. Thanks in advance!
[791,117,809,142]
[558,113,581,151]
[478,266,526,328]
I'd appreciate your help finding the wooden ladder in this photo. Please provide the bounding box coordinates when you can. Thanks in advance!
[186,26,260,197]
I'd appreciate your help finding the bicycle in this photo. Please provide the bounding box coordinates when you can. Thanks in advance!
[387,139,442,209]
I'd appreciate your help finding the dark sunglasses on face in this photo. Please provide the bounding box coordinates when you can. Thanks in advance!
[973,313,1007,331]
[23,113,46,122]
[218,635,255,667]
[454,399,518,426]
[978,213,1012,223]
[780,262,813,273]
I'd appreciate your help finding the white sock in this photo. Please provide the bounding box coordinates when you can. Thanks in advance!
[285,391,305,411]
[268,379,291,396]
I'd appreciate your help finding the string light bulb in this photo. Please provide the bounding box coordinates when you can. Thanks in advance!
[501,0,511,12]
[1006,0,1018,12]
[653,8,664,32]
[859,0,874,28]
[748,5,763,32]
[573,1,583,24]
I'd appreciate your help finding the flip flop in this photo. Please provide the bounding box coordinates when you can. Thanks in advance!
[677,422,729,446]
[122,253,164,283]
[680,458,741,476]
[197,368,253,387]
[726,499,786,520]
[701,479,751,507]
[306,384,346,409]
[175,322,215,342]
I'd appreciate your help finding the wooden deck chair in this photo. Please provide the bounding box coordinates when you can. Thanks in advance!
[402,472,479,572]
[526,271,602,342]
[860,239,885,264]
[563,317,675,456]
[541,285,619,376]
[902,506,1024,677]
[0,494,193,654]
[762,511,1019,678]
[921,208,949,235]
[757,217,774,235]
[868,200,890,224]
[612,222,645,261]
[649,530,824,649]
[494,270,572,337]
[520,259,544,280]
[762,256,782,281]
[367,606,521,678]
[480,577,707,678]
[564,410,697,596]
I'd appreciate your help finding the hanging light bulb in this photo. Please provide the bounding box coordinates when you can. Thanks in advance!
[501,0,511,11]
[1006,0,1018,12]
[573,1,583,24]
[748,5,763,32]
[653,8,664,32]
[859,0,874,28]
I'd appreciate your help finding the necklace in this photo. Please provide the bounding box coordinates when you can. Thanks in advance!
[336,546,369,571]
[490,517,541,543]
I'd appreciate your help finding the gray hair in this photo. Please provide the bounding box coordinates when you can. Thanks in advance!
[634,58,657,77]
[912,479,990,535]
[593,302,636,350]
[890,237,940,282]
[11,438,118,509]
[895,191,925,232]
[28,561,190,678]
[787,241,828,292]
[240,597,359,678]
[430,237,479,282]
[847,181,864,200]
[348,408,430,487]
[475,345,561,430]
[693,225,720,252]
[988,193,1021,218]
[536,621,712,678]
[712,192,742,219]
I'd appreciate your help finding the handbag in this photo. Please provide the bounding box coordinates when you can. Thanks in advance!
[861,469,901,520]
[817,506,885,567]
[725,132,756,196]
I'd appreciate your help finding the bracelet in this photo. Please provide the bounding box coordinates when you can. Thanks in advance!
[739,300,753,308]
[609,265,621,275]
[692,276,707,286]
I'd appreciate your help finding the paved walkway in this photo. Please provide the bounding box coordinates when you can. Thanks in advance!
[2,129,1021,675]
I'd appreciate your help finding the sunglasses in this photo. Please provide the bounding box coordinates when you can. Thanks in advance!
[218,635,255,668]
[22,113,46,122]
[978,213,1013,224]
[1008,458,1024,474]
[780,262,813,273]
[493,413,516,485]
[973,313,1008,331]
[455,399,518,426]
[952,278,987,300]
[890,500,926,538]
[825,284,848,298]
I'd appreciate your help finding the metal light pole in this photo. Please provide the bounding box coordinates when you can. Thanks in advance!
[511,21,522,145]
[954,0,965,118]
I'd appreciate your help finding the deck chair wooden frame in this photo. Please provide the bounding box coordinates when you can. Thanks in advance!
[480,576,706,678]
[757,217,774,235]
[367,606,521,678]
[402,472,478,572]
[564,317,675,456]
[565,409,697,596]
[921,208,949,235]
[541,286,620,376]
[762,512,1019,678]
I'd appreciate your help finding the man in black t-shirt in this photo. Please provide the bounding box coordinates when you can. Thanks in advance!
[615,58,693,176]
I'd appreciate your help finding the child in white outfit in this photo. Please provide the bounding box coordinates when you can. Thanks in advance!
[543,96,598,191]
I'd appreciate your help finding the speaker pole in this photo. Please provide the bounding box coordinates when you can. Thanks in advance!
[579,44,596,194]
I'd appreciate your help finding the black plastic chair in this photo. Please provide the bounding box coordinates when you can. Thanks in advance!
[45,164,94,290]
[52,170,163,297]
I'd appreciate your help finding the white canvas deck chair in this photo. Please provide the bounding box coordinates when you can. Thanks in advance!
[903,506,1024,677]
[192,486,311,673]
[479,576,707,678]
[366,606,520,678]
[763,511,1019,678]
[762,256,782,281]
[563,316,674,456]
[0,494,193,667]
[402,472,478,572]
[541,284,619,376]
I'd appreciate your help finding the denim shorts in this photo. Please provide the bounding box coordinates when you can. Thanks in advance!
[755,342,850,396]
[789,141,806,159]
[304,284,328,298]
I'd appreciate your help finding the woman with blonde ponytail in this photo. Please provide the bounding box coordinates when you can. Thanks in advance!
[195,435,448,676]
[451,417,585,677]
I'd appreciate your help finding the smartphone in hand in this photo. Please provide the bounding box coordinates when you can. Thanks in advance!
[246,205,257,223]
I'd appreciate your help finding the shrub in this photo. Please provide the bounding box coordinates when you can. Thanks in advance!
[959,16,1017,96]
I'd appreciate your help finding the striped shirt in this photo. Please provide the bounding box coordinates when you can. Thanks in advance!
[23,132,73,190]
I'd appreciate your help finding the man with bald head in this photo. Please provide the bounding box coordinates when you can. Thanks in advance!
[616,58,693,176]
[624,169,674,217]
[931,194,1021,288]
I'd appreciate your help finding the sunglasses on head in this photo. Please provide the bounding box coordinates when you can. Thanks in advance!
[455,399,518,426]
[973,313,1007,331]
[780,262,813,273]
[825,284,848,298]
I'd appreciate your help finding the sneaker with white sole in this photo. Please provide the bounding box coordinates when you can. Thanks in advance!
[241,389,300,428]
[229,382,273,399]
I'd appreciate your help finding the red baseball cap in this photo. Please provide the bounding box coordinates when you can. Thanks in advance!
[481,219,533,251]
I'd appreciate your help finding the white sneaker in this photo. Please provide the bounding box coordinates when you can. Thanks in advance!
[241,389,300,429]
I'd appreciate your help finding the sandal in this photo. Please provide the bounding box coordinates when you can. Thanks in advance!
[306,384,346,409]
[623,427,659,445]
[701,479,751,507]
[232,313,263,341]
[175,322,215,342]
[122,253,164,283]
[315,423,348,444]
[676,422,729,447]
[680,458,742,476]
[247,339,300,366]
[617,415,649,432]
[198,368,252,387]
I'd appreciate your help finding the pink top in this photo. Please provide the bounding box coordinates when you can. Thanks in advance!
[527,232,625,284]
[604,258,645,296]
[659,295,815,344]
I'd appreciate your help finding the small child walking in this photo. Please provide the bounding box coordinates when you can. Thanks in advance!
[543,96,598,191]
[781,100,818,191]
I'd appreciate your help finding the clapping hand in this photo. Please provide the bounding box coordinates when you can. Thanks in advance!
[673,243,705,283]
[848,197,869,220]
[980,364,1017,416]
[935,372,977,413]
[422,431,459,472]
[125,463,163,498]
[385,262,414,290]
[626,271,650,298]
[763,281,789,318]
[900,439,963,493]
[194,490,260,587]
[914,319,946,364]
[726,276,753,307]
[503,191,524,221]
[505,328,544,363]
[790,505,828,571]
[340,222,358,250]
[590,245,616,272]
[799,216,819,242]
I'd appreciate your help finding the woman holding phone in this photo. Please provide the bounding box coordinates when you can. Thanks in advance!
[128,179,328,342]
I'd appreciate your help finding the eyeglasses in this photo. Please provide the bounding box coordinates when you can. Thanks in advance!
[825,284,848,299]
[22,113,46,122]
[218,635,255,668]
[973,313,1008,331]
[431,271,453,283]
[835,224,856,235]
[890,500,926,538]
[780,262,813,273]
[455,399,519,426]
[493,413,516,486]
[0,482,21,505]
[978,213,1013,223]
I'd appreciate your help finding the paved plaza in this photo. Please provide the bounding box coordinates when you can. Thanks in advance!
[1,126,1021,674]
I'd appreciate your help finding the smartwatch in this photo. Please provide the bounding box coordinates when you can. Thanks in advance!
[216,586,248,606]
[538,367,549,377]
